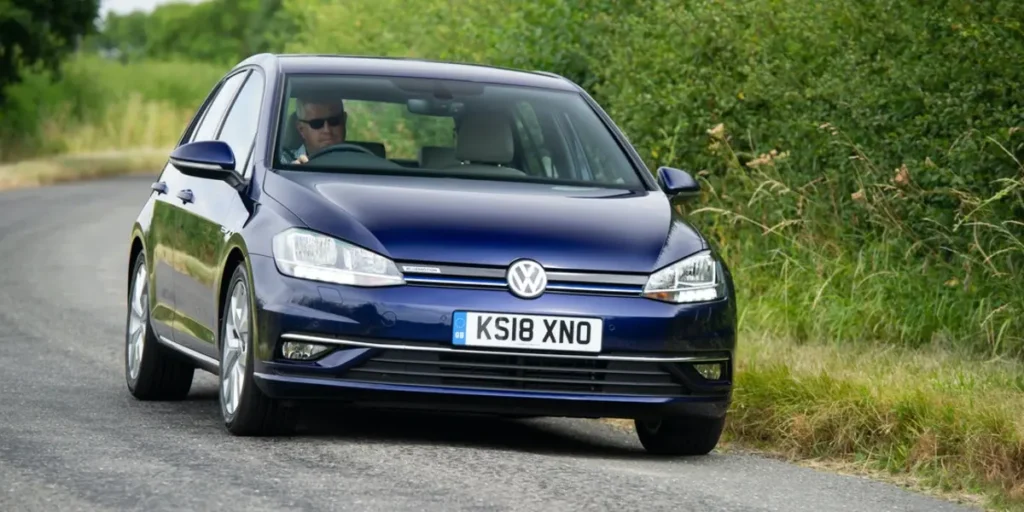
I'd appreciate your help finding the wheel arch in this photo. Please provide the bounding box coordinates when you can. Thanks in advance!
[216,237,256,351]
[128,224,148,286]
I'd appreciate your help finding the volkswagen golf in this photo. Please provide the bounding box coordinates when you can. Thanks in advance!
[124,53,737,455]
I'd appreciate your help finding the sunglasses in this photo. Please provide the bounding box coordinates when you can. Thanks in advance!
[298,114,344,130]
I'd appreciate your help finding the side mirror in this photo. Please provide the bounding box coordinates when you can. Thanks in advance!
[169,140,243,189]
[656,167,700,197]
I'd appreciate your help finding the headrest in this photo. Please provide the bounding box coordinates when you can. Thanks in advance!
[455,112,513,164]
[283,111,304,150]
[419,145,457,168]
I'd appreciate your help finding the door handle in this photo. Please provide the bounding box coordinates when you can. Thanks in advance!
[176,189,194,204]
[151,182,167,195]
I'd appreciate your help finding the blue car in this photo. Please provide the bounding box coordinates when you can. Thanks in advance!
[125,54,737,455]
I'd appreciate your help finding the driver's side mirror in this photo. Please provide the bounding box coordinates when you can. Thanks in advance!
[656,167,700,197]
[170,140,244,189]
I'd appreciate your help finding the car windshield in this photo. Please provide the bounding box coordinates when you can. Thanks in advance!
[273,73,646,190]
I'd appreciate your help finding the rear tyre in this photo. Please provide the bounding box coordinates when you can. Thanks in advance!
[635,415,726,456]
[219,263,298,436]
[125,251,195,400]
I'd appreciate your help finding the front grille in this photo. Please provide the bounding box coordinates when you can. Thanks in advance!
[343,349,688,397]
[396,261,648,297]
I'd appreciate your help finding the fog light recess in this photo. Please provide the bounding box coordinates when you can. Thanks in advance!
[282,341,332,360]
[693,363,722,380]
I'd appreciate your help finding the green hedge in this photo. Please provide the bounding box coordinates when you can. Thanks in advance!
[0,55,224,160]
[281,0,1024,355]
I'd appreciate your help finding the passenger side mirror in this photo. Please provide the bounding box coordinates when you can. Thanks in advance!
[170,140,244,189]
[656,167,700,197]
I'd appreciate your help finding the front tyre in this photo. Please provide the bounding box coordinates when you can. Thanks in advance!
[125,251,195,400]
[635,415,726,456]
[219,263,297,436]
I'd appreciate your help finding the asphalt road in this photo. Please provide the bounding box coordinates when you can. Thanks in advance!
[0,176,976,512]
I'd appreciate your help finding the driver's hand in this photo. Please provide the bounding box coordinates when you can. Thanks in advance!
[291,155,308,164]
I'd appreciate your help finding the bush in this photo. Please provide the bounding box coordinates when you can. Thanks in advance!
[0,55,224,160]
[284,0,1024,356]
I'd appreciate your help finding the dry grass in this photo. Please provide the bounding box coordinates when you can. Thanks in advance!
[0,149,167,191]
[43,94,195,155]
[600,334,1024,510]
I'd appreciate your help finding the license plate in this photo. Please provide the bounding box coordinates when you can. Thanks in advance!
[451,311,603,353]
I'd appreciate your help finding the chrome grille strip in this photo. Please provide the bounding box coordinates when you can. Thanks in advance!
[399,264,505,279]
[546,284,641,295]
[396,262,649,290]
[402,276,642,295]
[281,332,729,363]
[403,276,504,288]
[546,271,647,286]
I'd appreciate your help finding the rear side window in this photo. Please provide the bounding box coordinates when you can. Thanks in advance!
[217,72,265,175]
[191,71,247,142]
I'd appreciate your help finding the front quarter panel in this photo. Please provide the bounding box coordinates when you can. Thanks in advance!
[236,186,308,257]
[260,170,391,256]
[651,206,711,271]
[212,188,310,356]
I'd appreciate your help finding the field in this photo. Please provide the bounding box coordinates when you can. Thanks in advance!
[2,0,1023,508]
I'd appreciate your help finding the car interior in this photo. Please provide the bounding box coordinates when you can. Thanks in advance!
[275,75,623,185]
[278,107,533,178]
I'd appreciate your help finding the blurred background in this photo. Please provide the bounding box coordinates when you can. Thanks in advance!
[1,2,1024,501]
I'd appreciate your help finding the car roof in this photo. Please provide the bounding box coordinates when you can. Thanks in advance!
[258,54,580,92]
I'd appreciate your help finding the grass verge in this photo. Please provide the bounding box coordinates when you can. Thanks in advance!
[0,149,167,191]
[603,335,1024,511]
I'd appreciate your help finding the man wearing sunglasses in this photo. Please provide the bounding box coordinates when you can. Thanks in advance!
[287,96,347,164]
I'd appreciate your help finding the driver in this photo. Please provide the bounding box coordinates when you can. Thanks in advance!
[288,96,347,164]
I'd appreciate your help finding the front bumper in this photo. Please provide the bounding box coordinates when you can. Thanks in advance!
[247,254,736,419]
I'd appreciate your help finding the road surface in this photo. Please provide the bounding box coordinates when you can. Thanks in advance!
[0,176,975,511]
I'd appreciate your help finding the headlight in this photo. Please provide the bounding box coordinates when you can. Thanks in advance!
[271,228,404,287]
[643,250,725,303]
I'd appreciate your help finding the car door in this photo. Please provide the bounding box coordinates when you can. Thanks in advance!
[172,68,265,358]
[161,70,249,355]
[147,161,189,343]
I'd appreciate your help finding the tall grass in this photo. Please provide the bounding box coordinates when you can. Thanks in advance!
[284,0,1024,358]
[0,55,224,161]
[686,123,1024,356]
[730,334,1024,509]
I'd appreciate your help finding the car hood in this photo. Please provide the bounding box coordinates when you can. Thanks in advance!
[265,171,706,273]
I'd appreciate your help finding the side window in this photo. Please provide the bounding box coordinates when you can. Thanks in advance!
[216,72,265,177]
[190,71,247,143]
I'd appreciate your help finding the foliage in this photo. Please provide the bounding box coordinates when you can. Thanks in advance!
[284,0,1024,356]
[0,0,100,104]
[731,334,1024,510]
[86,0,295,65]
[0,55,223,160]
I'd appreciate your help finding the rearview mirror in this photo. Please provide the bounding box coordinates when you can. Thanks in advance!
[170,140,243,189]
[656,167,700,197]
[407,98,465,117]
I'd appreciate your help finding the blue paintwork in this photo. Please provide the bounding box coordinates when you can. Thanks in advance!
[657,167,701,196]
[261,171,706,272]
[129,54,737,424]
[245,254,735,358]
[170,140,236,170]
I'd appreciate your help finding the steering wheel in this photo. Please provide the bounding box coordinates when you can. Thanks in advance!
[306,142,376,160]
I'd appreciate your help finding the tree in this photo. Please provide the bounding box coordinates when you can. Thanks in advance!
[0,0,100,104]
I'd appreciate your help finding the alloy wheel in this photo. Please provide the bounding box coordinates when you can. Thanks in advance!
[221,279,250,420]
[127,262,148,381]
